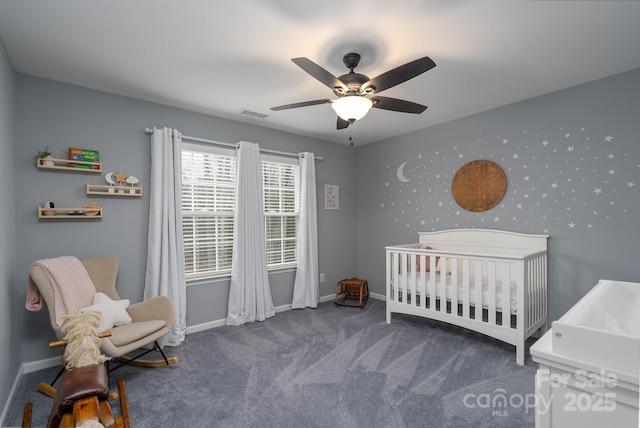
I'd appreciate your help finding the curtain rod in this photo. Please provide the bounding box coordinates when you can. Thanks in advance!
[144,128,322,160]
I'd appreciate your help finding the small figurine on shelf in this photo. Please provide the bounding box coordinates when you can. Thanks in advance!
[125,176,139,194]
[104,172,116,193]
[35,146,53,166]
[42,201,55,216]
[114,172,127,193]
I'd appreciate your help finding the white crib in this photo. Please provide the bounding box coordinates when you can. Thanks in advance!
[386,228,548,365]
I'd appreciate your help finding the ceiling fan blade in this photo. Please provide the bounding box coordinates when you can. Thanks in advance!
[371,96,427,114]
[362,56,436,94]
[337,117,350,130]
[270,99,333,111]
[292,57,348,93]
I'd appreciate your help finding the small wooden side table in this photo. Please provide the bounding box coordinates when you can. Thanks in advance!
[334,277,369,308]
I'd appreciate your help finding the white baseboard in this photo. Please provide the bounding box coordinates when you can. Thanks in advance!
[0,364,25,427]
[370,292,385,301]
[186,293,336,335]
[185,318,226,335]
[22,356,60,374]
[319,294,335,303]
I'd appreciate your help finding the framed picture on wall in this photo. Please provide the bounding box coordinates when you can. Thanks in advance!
[325,184,339,210]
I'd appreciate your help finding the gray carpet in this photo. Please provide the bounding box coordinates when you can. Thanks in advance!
[5,299,538,427]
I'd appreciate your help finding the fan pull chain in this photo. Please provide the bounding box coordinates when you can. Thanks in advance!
[349,123,355,146]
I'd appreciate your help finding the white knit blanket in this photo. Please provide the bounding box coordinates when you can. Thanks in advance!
[26,256,97,326]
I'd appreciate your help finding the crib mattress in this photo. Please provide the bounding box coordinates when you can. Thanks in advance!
[393,275,518,314]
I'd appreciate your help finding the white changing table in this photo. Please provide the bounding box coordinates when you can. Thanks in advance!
[531,279,640,428]
[531,332,638,428]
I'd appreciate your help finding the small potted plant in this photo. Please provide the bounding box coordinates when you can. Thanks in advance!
[35,146,54,166]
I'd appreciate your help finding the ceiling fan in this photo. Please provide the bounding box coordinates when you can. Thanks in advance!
[271,52,436,130]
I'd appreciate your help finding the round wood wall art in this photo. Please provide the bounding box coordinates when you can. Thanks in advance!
[451,160,507,212]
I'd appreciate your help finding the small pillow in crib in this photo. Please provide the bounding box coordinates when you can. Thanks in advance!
[81,292,132,332]
[416,245,439,271]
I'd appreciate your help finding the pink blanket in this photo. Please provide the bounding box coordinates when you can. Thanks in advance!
[26,256,97,326]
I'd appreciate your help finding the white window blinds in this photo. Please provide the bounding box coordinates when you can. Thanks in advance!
[262,156,300,268]
[181,145,236,279]
[181,144,300,280]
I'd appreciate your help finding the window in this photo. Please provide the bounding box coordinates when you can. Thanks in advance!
[181,143,300,280]
[262,155,300,268]
[181,145,236,279]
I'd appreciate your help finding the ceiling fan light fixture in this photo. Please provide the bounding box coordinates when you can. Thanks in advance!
[331,96,373,122]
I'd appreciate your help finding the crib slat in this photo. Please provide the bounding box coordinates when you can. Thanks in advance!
[419,255,427,308]
[410,253,417,307]
[438,257,447,313]
[386,250,391,302]
[488,261,496,325]
[474,260,482,321]
[516,261,525,333]
[542,254,547,325]
[539,255,545,325]
[462,259,470,318]
[536,256,541,325]
[428,259,436,310]
[450,257,458,314]
[502,262,511,327]
[425,265,436,309]
[530,256,536,327]
[528,257,536,329]
[401,253,407,304]
[392,252,399,303]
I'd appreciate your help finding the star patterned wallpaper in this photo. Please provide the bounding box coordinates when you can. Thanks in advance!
[379,127,636,234]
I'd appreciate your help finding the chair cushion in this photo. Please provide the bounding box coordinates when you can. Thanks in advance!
[107,320,166,347]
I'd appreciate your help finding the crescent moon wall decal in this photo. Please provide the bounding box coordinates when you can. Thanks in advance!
[105,172,115,184]
[397,162,410,183]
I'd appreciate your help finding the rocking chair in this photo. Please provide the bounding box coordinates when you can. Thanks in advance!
[29,256,178,397]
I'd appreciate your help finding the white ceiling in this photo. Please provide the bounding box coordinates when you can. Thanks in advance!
[1,1,639,146]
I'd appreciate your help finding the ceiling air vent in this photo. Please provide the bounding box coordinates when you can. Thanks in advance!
[238,108,268,119]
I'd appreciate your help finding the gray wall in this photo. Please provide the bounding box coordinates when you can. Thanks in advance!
[16,75,357,362]
[0,38,18,416]
[356,67,640,322]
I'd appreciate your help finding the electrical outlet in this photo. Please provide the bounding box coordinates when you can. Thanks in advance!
[319,273,325,283]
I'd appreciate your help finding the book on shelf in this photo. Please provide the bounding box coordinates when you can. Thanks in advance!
[68,148,99,169]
